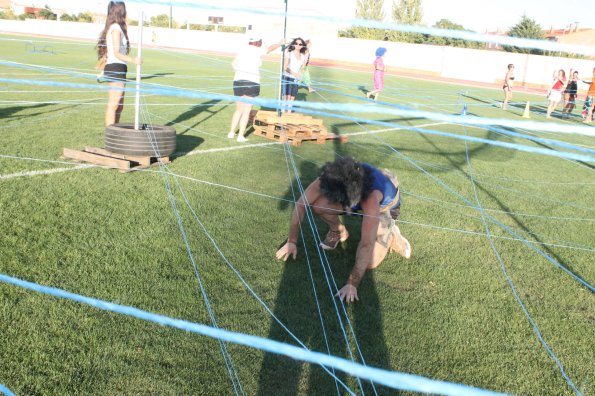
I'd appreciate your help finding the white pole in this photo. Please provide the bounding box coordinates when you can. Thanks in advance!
[134,11,143,130]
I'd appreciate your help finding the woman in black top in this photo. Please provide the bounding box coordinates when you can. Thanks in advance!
[562,70,579,119]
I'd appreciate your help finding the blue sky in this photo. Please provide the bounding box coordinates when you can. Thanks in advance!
[34,0,593,33]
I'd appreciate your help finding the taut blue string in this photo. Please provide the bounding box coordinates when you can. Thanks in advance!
[462,127,582,395]
[0,273,508,395]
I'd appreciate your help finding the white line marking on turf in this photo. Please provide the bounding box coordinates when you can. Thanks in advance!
[178,122,448,156]
[0,164,92,180]
[346,122,446,137]
[175,142,279,157]
[0,121,448,179]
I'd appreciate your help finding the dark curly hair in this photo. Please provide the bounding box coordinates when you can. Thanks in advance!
[318,157,373,207]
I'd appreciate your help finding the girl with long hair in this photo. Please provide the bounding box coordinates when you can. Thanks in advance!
[281,37,307,113]
[562,70,579,119]
[96,1,141,126]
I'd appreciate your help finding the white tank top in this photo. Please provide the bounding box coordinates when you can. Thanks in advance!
[283,51,304,77]
[106,23,127,65]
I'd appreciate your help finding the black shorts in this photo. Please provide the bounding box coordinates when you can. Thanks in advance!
[103,63,128,82]
[233,80,260,97]
[282,75,299,97]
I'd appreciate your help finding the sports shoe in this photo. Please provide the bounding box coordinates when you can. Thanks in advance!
[237,135,248,142]
[320,227,349,250]
[227,132,235,139]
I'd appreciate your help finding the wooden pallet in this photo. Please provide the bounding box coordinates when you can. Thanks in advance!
[252,110,347,146]
[252,125,347,146]
[63,146,170,172]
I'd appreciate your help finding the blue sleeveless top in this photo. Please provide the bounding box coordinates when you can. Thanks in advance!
[351,163,399,211]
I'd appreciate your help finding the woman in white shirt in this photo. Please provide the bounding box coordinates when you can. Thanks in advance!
[228,37,283,142]
[281,38,307,113]
[96,1,142,127]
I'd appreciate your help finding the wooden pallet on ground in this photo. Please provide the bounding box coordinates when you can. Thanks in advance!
[63,146,170,172]
[252,125,347,146]
[252,110,347,146]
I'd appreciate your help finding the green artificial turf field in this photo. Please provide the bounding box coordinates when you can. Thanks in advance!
[1,34,593,395]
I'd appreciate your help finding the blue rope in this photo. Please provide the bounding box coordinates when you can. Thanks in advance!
[326,107,595,293]
[0,273,508,396]
[307,87,591,393]
[354,123,592,391]
[0,384,15,396]
[124,0,595,56]
[282,145,343,396]
[168,170,355,395]
[138,109,356,394]
[283,147,368,395]
[162,161,244,395]
[138,104,244,394]
[1,76,593,143]
[462,128,582,395]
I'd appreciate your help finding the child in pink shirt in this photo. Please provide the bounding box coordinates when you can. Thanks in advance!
[366,47,386,101]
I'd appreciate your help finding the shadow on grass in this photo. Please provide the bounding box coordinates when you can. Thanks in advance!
[258,137,394,395]
[175,134,204,153]
[331,117,427,133]
[141,72,174,80]
[331,118,515,166]
[417,131,589,287]
[528,134,595,170]
[461,93,498,106]
[166,99,229,134]
[0,103,55,119]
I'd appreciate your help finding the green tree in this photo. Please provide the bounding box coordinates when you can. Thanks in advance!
[390,0,423,43]
[39,5,57,20]
[18,12,36,20]
[344,0,385,40]
[76,12,93,23]
[0,6,17,20]
[218,25,246,34]
[150,14,177,28]
[425,19,483,48]
[503,15,545,55]
[59,13,75,21]
[392,0,422,24]
[357,0,385,20]
[188,23,214,31]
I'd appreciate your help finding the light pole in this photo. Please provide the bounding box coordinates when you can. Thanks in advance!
[277,0,288,116]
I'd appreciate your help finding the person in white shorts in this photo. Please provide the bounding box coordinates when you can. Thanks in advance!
[228,37,283,142]
[546,69,567,118]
